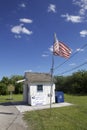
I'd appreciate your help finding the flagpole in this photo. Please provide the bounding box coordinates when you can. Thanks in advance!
[50,53,54,109]
[49,32,71,115]
[50,33,55,114]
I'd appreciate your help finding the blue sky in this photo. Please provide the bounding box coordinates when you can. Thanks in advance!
[0,0,87,79]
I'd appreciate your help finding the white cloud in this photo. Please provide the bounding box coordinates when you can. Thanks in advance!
[61,13,83,23]
[69,63,76,66]
[48,4,57,13]
[11,24,23,34]
[61,0,87,24]
[20,3,26,8]
[42,54,49,57]
[14,35,21,39]
[20,18,33,24]
[76,48,84,51]
[80,30,87,37]
[73,0,87,16]
[49,45,53,52]
[24,70,32,73]
[11,24,32,35]
[79,8,86,15]
[22,27,32,35]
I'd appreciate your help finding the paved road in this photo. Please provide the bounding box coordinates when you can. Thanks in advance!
[0,102,28,130]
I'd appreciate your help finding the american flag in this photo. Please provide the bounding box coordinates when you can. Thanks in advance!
[53,34,71,58]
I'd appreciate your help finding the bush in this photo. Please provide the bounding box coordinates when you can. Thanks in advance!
[55,70,87,95]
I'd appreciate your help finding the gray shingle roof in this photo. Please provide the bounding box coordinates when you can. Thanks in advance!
[25,72,51,83]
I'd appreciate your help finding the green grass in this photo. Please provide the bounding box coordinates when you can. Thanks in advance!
[24,94,87,130]
[0,94,23,103]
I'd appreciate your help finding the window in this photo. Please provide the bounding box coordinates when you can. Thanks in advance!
[37,85,43,92]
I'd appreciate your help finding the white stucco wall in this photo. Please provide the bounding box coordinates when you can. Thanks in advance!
[27,83,55,106]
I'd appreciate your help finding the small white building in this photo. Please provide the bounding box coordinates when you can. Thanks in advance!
[23,72,55,106]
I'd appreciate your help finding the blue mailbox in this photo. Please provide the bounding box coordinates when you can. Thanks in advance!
[55,91,64,103]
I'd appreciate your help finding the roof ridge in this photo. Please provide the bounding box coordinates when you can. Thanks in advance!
[25,72,51,83]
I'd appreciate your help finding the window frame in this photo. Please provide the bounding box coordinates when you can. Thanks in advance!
[37,85,43,92]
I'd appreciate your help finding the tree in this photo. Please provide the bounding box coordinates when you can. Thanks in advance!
[10,75,24,94]
[0,82,7,95]
[55,70,87,95]
[0,75,24,95]
[55,76,68,92]
[1,77,10,86]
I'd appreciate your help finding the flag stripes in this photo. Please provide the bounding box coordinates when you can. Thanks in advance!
[53,41,71,58]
